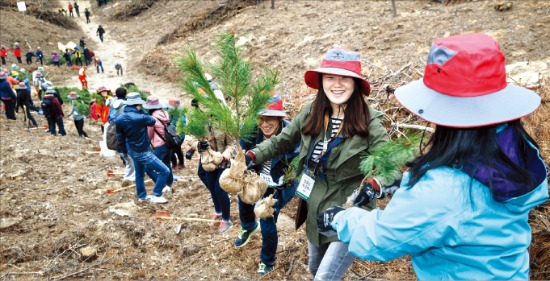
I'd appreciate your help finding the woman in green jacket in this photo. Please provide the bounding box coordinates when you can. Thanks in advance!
[245,48,390,280]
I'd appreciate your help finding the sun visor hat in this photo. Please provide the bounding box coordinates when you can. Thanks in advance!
[395,33,541,128]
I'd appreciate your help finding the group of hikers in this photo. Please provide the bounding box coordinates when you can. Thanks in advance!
[1,32,548,280]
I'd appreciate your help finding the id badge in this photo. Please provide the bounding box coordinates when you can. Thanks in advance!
[296,169,315,201]
[259,172,277,187]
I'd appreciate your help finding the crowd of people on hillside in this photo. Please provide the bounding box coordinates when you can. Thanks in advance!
[1,30,548,280]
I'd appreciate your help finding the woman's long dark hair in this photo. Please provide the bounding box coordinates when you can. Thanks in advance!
[406,120,538,188]
[302,74,371,138]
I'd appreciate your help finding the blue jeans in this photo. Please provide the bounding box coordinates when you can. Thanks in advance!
[238,183,297,267]
[146,144,173,187]
[129,149,170,199]
[198,162,230,221]
[308,241,356,281]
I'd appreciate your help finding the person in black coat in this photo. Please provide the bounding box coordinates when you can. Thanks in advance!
[16,82,38,127]
[84,8,91,23]
[97,25,105,43]
[25,49,35,65]
[83,47,92,66]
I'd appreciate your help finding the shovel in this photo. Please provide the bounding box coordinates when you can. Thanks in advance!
[107,169,124,177]
[105,179,151,194]
[154,211,218,223]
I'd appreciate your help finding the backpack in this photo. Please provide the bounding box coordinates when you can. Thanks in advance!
[155,123,183,149]
[106,123,119,150]
[41,98,54,117]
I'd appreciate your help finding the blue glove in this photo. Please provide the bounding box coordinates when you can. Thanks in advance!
[317,206,345,237]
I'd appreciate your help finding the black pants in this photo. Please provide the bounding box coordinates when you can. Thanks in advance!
[16,56,22,63]
[86,16,90,23]
[1,56,5,64]
[26,58,32,65]
[99,34,104,42]
[73,119,88,137]
[47,116,66,136]
[171,144,184,167]
[20,105,37,126]
[75,58,82,66]
[3,99,16,120]
[117,68,123,76]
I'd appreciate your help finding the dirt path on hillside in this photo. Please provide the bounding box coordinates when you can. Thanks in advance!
[57,0,183,102]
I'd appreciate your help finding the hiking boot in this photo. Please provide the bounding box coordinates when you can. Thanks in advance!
[150,195,168,204]
[219,220,233,233]
[162,186,172,198]
[234,223,260,248]
[138,195,152,202]
[257,262,273,276]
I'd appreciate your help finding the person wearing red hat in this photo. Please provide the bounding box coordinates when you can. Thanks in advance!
[319,33,548,280]
[234,93,300,276]
[244,48,394,280]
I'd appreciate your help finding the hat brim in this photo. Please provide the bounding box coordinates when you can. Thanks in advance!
[143,103,163,109]
[259,109,287,117]
[304,68,370,93]
[124,100,145,105]
[394,79,541,128]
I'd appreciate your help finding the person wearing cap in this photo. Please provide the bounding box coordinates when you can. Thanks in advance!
[66,92,88,138]
[319,33,549,280]
[245,48,392,280]
[35,47,44,66]
[108,87,135,183]
[0,70,17,120]
[143,95,175,198]
[78,66,87,89]
[42,87,66,136]
[98,86,112,125]
[113,92,171,204]
[16,82,38,128]
[12,43,22,64]
[0,45,7,65]
[234,93,300,276]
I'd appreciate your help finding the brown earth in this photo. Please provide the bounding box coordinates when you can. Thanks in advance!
[1,0,549,280]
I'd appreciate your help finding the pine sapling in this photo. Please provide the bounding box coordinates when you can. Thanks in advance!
[176,32,278,204]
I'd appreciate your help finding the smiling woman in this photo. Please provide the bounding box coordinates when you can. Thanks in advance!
[246,48,398,280]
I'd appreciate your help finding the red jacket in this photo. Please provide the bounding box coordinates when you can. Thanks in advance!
[0,48,7,57]
[13,47,21,57]
[90,103,99,121]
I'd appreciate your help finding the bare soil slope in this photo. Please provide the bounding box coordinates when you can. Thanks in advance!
[1,0,549,280]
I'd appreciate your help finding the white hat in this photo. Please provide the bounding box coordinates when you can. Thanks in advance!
[395,33,540,128]
[124,92,145,105]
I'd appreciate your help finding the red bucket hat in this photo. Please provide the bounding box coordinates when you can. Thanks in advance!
[259,93,286,117]
[395,33,541,128]
[304,48,370,95]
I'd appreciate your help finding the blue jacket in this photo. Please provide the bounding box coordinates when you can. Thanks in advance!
[0,80,16,100]
[333,137,548,280]
[113,105,155,153]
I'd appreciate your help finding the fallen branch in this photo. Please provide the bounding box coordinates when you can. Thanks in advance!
[392,122,434,132]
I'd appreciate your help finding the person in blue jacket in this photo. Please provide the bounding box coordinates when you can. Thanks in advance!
[235,93,300,276]
[113,92,170,204]
[318,33,549,280]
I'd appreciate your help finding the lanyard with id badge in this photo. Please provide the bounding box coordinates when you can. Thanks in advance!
[296,113,343,201]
